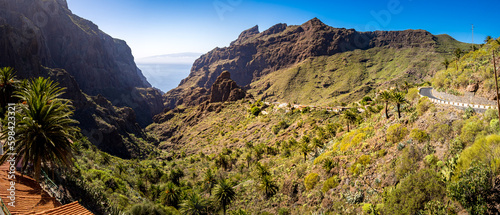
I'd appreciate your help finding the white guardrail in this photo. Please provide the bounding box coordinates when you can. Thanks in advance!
[418,87,497,110]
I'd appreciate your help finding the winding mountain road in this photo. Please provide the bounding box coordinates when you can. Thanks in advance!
[418,87,494,113]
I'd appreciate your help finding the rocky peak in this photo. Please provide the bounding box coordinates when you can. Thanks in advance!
[261,23,287,36]
[301,17,327,31]
[209,71,246,103]
[230,25,259,46]
[55,0,68,9]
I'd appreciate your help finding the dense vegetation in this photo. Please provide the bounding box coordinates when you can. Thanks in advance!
[433,37,500,98]
[57,80,499,214]
[1,38,499,215]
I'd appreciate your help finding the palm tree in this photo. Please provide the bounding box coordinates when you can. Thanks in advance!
[254,162,270,179]
[203,169,216,196]
[342,109,358,132]
[391,91,407,118]
[259,175,279,199]
[485,36,493,44]
[0,67,19,115]
[454,48,462,70]
[379,90,392,119]
[180,192,209,215]
[0,77,79,182]
[402,81,411,93]
[161,182,180,208]
[442,58,450,70]
[215,153,231,171]
[299,141,312,162]
[311,137,324,154]
[213,179,236,215]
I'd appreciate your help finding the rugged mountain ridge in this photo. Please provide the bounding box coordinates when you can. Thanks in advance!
[165,18,464,108]
[0,0,163,158]
[0,0,163,126]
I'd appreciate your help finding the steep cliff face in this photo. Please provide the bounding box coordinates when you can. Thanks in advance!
[0,0,164,157]
[164,18,452,108]
[0,0,163,126]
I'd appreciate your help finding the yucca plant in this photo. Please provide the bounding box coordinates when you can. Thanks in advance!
[0,77,79,182]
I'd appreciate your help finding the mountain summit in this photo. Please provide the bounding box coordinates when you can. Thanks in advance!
[164,18,467,108]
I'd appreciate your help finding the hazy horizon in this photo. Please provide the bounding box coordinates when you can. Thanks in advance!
[67,0,500,59]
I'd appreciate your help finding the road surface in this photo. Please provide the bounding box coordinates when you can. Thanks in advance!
[418,87,488,113]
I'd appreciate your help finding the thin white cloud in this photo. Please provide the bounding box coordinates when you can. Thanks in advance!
[136,52,203,64]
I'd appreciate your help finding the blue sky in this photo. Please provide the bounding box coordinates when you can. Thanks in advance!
[67,0,500,59]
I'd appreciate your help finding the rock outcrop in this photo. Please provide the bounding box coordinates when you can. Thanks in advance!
[0,0,164,126]
[209,71,246,103]
[164,18,443,109]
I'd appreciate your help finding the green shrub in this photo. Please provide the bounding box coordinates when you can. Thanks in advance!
[384,168,445,215]
[304,172,320,190]
[429,123,451,143]
[272,121,289,134]
[421,200,453,215]
[350,155,371,176]
[416,97,434,116]
[463,107,475,119]
[127,203,172,215]
[457,134,500,174]
[460,116,484,145]
[484,108,498,122]
[386,124,408,143]
[410,129,429,143]
[406,88,419,102]
[377,149,387,158]
[362,203,374,214]
[395,146,421,180]
[321,175,340,193]
[490,119,500,133]
[277,208,290,215]
[447,161,492,215]
[250,106,261,116]
[424,154,438,166]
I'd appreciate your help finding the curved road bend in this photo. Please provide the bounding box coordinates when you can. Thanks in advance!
[418,87,488,113]
[419,87,440,100]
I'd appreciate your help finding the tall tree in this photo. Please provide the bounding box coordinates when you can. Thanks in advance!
[299,141,312,162]
[0,67,19,116]
[442,58,450,70]
[180,192,209,215]
[203,169,216,196]
[0,77,79,182]
[342,109,358,132]
[454,48,462,70]
[259,175,279,199]
[402,81,411,93]
[391,91,408,118]
[311,137,324,154]
[379,90,392,119]
[213,179,236,215]
[161,182,180,208]
[485,35,493,43]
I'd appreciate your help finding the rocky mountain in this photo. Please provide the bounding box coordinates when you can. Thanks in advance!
[0,0,164,157]
[0,0,164,126]
[165,18,468,108]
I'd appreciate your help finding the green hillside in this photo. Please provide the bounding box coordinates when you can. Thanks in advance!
[250,35,470,106]
[433,37,500,98]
